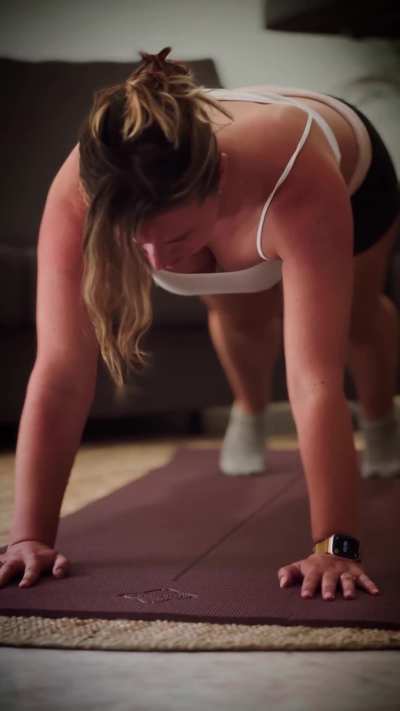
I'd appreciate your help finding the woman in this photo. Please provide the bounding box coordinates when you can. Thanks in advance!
[1,47,399,602]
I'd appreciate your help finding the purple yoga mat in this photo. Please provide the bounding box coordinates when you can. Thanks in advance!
[0,448,399,629]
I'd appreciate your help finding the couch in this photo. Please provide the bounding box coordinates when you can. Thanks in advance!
[1,56,399,428]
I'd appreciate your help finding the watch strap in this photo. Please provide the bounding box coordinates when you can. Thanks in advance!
[314,538,332,555]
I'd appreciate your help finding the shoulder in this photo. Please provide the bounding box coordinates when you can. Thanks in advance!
[242,106,349,259]
[245,104,341,189]
[49,143,88,221]
[38,144,88,273]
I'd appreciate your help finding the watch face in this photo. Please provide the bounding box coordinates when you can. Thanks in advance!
[332,534,360,559]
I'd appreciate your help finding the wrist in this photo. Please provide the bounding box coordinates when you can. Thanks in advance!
[313,532,362,562]
[8,537,50,548]
[313,529,360,546]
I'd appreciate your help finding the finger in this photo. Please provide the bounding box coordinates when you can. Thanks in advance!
[355,573,380,595]
[278,563,301,587]
[52,554,70,578]
[340,572,356,599]
[19,564,41,588]
[301,572,321,598]
[321,572,340,600]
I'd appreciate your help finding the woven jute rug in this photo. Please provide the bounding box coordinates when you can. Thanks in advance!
[1,615,400,651]
[1,435,399,651]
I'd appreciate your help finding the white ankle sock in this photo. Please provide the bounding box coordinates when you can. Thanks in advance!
[357,404,400,478]
[219,402,268,476]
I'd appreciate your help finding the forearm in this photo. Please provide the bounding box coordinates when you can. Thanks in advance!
[9,374,94,548]
[291,390,361,544]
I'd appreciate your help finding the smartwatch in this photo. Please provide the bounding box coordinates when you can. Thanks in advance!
[313,533,361,562]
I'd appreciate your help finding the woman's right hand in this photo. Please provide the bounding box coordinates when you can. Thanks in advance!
[0,539,70,588]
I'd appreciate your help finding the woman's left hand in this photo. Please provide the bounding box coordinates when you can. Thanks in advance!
[277,553,381,600]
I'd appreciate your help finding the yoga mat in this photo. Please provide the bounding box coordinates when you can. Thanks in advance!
[0,448,399,631]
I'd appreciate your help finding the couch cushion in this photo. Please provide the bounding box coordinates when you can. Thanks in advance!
[0,245,36,326]
[0,57,223,326]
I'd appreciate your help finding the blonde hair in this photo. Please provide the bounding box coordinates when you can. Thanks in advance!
[78,46,233,389]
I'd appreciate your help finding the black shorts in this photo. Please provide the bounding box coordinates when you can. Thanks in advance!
[327,94,400,256]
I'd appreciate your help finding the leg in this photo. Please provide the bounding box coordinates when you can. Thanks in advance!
[201,283,283,414]
[206,305,282,415]
[347,211,400,477]
[200,284,283,474]
[348,292,399,420]
[347,212,400,420]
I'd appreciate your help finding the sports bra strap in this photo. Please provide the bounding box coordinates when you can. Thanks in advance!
[257,111,313,260]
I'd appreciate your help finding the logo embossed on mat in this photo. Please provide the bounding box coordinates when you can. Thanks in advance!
[117,587,199,605]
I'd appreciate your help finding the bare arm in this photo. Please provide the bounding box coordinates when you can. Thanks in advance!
[10,375,97,548]
[267,121,361,545]
[9,148,100,548]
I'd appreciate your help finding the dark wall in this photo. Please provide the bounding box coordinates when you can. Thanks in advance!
[265,1,400,38]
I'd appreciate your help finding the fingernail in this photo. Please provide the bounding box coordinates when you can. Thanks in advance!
[280,577,287,587]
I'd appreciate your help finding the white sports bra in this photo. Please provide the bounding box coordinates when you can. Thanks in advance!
[152,84,372,297]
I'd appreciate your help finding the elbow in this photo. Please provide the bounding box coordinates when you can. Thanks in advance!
[30,357,98,402]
